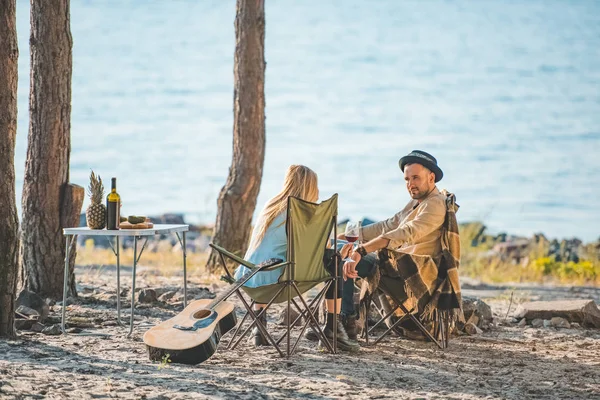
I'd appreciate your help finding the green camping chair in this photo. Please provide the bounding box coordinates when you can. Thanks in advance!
[209,194,340,357]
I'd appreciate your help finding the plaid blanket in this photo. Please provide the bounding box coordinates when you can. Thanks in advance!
[368,190,464,323]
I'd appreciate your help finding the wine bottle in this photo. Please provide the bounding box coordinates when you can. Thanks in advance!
[106,177,121,230]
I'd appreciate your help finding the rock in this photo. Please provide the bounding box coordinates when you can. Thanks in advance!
[157,291,177,302]
[464,322,483,335]
[138,289,157,303]
[458,297,493,333]
[193,288,216,300]
[30,322,45,333]
[15,319,36,331]
[41,324,62,336]
[16,290,49,322]
[543,319,552,328]
[462,297,493,326]
[56,297,75,307]
[96,293,117,303]
[67,327,83,334]
[518,318,527,327]
[16,305,40,318]
[514,300,600,328]
[276,307,303,327]
[531,318,544,328]
[550,317,571,329]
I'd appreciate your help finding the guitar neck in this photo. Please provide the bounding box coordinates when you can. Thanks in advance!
[206,269,253,310]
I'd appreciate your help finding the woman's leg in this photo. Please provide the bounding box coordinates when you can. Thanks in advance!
[318,249,360,351]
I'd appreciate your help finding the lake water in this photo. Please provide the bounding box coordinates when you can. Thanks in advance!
[13,0,600,241]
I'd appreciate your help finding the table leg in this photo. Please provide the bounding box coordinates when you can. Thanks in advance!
[61,235,71,334]
[127,235,138,338]
[183,231,187,308]
[116,236,124,326]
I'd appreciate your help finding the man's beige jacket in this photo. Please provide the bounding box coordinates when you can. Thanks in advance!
[360,187,446,257]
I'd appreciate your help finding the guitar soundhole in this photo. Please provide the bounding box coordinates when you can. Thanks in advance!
[192,309,211,319]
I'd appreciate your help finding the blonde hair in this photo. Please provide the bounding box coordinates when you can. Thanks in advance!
[248,165,318,252]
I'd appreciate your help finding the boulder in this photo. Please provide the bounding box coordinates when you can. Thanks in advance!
[16,290,49,322]
[157,291,177,303]
[464,322,482,335]
[461,297,493,327]
[138,289,157,303]
[514,300,600,328]
[276,307,303,327]
[531,318,544,328]
[16,305,40,318]
[550,317,571,329]
[41,324,62,336]
[15,318,36,331]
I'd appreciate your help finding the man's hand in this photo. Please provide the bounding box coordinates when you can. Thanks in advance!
[339,243,353,259]
[343,250,362,281]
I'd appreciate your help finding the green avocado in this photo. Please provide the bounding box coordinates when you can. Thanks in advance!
[128,216,146,224]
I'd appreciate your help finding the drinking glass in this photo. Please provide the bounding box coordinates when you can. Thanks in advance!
[342,221,360,262]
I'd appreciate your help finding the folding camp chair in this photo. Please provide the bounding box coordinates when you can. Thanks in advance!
[209,194,340,357]
[360,274,449,349]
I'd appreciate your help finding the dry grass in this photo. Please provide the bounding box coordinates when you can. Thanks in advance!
[459,223,600,285]
[74,223,600,287]
[74,243,221,286]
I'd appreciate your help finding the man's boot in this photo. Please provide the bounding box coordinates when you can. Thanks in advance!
[252,310,269,346]
[319,312,360,352]
[341,313,358,341]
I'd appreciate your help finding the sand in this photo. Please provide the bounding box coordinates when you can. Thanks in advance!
[1,265,599,400]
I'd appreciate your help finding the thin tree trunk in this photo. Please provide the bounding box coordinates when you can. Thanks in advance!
[0,0,19,338]
[21,0,78,299]
[206,0,266,272]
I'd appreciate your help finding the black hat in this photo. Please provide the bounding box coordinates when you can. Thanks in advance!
[399,150,443,182]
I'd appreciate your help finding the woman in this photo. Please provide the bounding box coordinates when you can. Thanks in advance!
[234,165,359,351]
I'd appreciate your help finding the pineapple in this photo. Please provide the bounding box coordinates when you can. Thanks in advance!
[86,171,106,229]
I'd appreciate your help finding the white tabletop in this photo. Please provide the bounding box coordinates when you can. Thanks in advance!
[63,224,189,236]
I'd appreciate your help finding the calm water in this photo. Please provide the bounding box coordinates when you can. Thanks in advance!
[14,0,600,241]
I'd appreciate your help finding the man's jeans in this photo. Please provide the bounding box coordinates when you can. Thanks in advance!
[341,252,378,316]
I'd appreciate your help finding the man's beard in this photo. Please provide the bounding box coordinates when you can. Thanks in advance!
[409,186,432,200]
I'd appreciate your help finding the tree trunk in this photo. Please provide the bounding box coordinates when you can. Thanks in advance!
[21,0,78,299]
[206,0,266,272]
[0,0,19,338]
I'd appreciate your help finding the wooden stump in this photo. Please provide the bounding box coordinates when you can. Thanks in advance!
[61,183,84,297]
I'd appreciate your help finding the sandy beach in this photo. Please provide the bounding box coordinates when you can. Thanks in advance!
[1,262,599,400]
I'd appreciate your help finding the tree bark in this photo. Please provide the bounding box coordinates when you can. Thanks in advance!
[206,0,266,272]
[0,0,19,338]
[21,0,78,299]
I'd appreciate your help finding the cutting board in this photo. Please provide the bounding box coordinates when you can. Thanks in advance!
[119,221,154,229]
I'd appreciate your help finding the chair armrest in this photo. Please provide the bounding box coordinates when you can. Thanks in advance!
[209,243,255,269]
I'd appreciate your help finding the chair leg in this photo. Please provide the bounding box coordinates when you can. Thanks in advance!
[291,282,335,353]
[229,286,286,357]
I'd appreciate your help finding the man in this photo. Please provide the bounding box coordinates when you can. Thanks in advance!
[339,150,448,339]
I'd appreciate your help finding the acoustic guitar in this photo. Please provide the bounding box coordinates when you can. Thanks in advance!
[143,295,237,365]
[144,259,283,364]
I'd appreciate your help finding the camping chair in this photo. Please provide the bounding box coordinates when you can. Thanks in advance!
[360,272,450,349]
[209,194,340,357]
